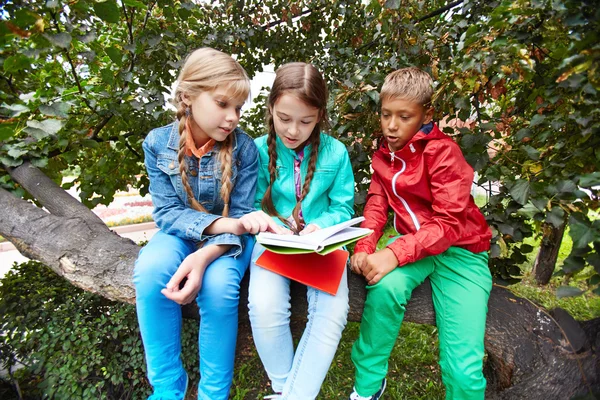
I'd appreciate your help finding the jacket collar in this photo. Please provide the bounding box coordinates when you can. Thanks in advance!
[167,120,239,153]
[275,135,314,161]
[379,122,444,156]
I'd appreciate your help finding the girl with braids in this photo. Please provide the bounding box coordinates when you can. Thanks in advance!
[134,48,284,400]
[248,62,355,399]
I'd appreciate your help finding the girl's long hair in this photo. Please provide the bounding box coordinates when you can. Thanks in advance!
[173,48,250,216]
[261,62,330,232]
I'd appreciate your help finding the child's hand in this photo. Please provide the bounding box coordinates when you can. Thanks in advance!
[161,250,207,304]
[238,211,289,235]
[362,248,398,285]
[299,223,320,236]
[350,252,369,275]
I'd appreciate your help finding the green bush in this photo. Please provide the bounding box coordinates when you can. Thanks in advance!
[0,261,200,399]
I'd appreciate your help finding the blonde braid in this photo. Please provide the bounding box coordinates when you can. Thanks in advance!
[177,105,208,213]
[218,134,233,217]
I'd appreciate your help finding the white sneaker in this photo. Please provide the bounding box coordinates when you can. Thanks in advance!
[264,394,282,399]
[348,378,386,400]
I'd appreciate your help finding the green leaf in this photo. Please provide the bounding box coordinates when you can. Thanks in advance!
[563,255,585,273]
[7,148,28,158]
[3,103,29,117]
[569,218,597,249]
[579,172,600,188]
[24,119,65,139]
[31,157,48,168]
[0,156,22,167]
[529,114,546,127]
[556,286,584,298]
[39,102,71,118]
[0,123,18,141]
[366,90,380,103]
[94,0,120,24]
[384,0,400,9]
[105,46,122,66]
[3,54,30,72]
[510,179,530,205]
[546,207,565,228]
[45,32,72,49]
[123,0,146,7]
[523,145,540,161]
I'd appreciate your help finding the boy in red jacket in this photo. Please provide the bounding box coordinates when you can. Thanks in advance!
[348,67,493,400]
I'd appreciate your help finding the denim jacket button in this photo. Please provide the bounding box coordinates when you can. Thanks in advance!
[190,169,198,177]
[168,162,175,170]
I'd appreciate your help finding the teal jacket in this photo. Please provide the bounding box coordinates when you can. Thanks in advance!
[254,133,355,229]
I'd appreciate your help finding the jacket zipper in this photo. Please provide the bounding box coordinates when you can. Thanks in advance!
[391,157,421,232]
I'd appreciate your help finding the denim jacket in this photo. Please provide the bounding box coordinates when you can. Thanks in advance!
[143,122,259,257]
[254,133,355,229]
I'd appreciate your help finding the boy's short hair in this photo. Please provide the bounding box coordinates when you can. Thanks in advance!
[380,67,434,106]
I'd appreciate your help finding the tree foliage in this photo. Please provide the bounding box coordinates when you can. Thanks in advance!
[1,0,599,291]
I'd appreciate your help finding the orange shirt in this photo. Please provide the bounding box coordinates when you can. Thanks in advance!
[185,133,215,159]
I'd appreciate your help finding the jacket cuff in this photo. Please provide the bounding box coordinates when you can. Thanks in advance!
[387,238,413,267]
[354,239,376,254]
[187,214,222,242]
[202,233,243,258]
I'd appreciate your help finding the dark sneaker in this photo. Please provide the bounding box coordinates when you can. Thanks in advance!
[348,378,386,400]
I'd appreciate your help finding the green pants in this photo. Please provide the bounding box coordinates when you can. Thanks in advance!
[351,243,492,400]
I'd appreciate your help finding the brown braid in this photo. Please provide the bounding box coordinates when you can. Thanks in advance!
[261,129,291,228]
[218,134,233,217]
[290,130,320,230]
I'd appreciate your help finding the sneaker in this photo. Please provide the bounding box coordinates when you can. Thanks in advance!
[348,378,386,400]
[148,372,189,400]
[264,394,282,399]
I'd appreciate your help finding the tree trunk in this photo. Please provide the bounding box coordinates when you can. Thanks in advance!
[532,221,567,285]
[1,163,598,399]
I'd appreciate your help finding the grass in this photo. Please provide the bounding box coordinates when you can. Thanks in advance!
[228,225,599,399]
[229,321,444,400]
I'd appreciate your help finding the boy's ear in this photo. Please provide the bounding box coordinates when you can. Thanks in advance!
[423,106,434,124]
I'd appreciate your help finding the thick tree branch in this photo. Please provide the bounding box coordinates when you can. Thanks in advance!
[7,162,105,226]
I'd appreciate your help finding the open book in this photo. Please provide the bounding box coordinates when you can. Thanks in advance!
[256,217,372,255]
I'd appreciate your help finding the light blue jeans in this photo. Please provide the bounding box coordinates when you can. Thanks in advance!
[134,230,253,400]
[248,243,349,400]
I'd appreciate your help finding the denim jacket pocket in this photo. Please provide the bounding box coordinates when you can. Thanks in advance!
[157,156,186,201]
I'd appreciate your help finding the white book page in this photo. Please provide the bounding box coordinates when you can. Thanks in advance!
[257,216,365,247]
[320,227,373,246]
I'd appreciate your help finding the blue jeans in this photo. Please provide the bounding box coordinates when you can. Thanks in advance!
[134,230,253,400]
[248,243,349,400]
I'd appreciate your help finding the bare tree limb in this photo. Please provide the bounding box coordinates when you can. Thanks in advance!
[416,0,465,23]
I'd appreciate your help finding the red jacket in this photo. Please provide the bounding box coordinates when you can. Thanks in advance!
[354,123,491,267]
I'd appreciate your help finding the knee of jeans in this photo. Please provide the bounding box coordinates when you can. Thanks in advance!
[197,269,241,311]
[309,292,349,331]
[133,257,173,300]
[248,289,291,328]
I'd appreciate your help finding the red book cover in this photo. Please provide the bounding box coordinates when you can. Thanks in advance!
[255,249,349,296]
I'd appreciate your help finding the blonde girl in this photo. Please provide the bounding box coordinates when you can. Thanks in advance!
[134,48,281,400]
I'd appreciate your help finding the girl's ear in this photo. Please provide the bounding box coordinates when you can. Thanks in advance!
[181,94,191,106]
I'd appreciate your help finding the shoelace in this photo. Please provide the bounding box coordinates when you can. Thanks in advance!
[264,394,282,399]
